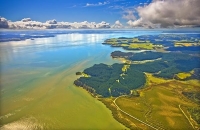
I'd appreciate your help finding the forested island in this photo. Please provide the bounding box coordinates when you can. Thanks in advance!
[74,34,200,129]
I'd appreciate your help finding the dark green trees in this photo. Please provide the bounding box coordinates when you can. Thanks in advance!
[74,63,146,97]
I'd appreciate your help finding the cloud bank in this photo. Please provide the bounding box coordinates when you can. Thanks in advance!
[127,0,200,28]
[0,17,111,29]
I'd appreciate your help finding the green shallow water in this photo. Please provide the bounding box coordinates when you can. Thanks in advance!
[1,60,126,129]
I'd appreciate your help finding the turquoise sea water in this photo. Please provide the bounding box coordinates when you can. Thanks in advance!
[0,30,163,129]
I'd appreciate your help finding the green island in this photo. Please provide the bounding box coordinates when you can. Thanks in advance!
[102,37,164,50]
[74,34,200,130]
[174,40,200,47]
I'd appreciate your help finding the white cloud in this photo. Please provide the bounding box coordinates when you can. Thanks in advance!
[0,17,9,28]
[96,21,111,28]
[112,20,123,28]
[127,19,154,29]
[85,1,109,7]
[0,17,111,29]
[8,19,45,29]
[108,5,124,10]
[127,19,142,27]
[46,19,57,24]
[128,0,200,28]
[122,10,136,20]
[21,18,32,22]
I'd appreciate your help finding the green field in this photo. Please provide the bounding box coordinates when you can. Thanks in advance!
[100,74,200,130]
[103,38,163,50]
[73,34,200,130]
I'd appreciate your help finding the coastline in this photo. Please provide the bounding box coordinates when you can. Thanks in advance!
[73,33,200,129]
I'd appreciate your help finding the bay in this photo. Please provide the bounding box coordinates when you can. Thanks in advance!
[0,30,162,129]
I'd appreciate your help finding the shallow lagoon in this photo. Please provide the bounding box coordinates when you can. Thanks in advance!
[0,30,163,129]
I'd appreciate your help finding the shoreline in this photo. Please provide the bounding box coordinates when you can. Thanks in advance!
[73,34,200,129]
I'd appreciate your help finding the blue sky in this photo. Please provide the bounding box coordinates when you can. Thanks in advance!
[0,0,150,24]
[1,0,200,29]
